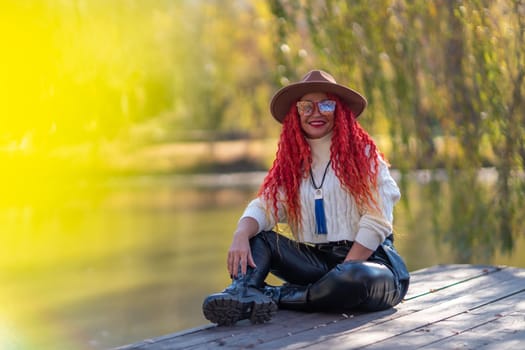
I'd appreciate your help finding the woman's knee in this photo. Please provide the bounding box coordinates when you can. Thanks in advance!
[333,261,387,284]
[335,262,400,310]
[308,262,374,307]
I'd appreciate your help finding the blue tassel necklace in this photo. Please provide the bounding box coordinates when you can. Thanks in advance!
[309,160,331,234]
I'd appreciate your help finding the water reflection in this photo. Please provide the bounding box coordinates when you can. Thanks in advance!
[0,175,523,350]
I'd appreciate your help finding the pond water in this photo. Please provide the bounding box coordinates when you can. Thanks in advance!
[0,174,523,350]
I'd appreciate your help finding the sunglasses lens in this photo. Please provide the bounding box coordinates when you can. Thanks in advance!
[318,100,336,113]
[297,101,314,116]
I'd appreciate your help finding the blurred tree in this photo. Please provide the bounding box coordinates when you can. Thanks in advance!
[269,0,525,261]
[180,0,277,139]
[453,0,525,254]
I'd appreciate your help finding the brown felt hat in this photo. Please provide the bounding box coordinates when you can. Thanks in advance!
[270,70,367,123]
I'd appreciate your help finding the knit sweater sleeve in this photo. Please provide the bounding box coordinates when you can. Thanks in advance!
[239,197,283,233]
[355,156,401,250]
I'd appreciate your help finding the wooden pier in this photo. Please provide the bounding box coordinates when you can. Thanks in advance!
[116,264,525,349]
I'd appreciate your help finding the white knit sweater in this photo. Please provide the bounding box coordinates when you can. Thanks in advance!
[240,133,401,250]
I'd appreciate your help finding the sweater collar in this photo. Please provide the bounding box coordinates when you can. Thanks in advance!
[306,132,332,165]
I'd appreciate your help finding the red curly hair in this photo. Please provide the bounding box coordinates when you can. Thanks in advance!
[258,93,382,236]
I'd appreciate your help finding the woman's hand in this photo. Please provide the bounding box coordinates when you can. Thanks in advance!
[227,233,256,277]
[344,242,374,262]
[227,217,259,277]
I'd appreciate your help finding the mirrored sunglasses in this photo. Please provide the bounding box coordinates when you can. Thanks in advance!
[296,100,336,117]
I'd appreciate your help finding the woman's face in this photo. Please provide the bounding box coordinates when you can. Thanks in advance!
[297,92,335,139]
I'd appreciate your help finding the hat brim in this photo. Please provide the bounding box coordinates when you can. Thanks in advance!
[270,81,367,123]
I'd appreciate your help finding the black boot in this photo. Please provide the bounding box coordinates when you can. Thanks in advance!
[202,269,277,326]
[263,284,311,311]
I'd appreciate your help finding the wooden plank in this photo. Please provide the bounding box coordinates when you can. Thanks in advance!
[116,311,353,350]
[113,265,522,350]
[292,269,525,350]
[127,310,369,350]
[256,267,524,350]
[363,290,525,349]
[404,264,500,300]
[422,311,525,350]
[195,311,393,350]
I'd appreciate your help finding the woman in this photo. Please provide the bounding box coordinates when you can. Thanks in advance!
[202,70,409,326]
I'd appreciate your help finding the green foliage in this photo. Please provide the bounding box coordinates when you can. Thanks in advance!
[270,0,525,261]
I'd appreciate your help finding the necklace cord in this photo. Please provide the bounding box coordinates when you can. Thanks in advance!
[310,160,332,189]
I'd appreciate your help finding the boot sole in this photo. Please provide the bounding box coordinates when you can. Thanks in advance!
[202,294,277,326]
[249,299,277,324]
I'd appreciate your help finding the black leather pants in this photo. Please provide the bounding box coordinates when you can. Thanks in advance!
[247,231,409,312]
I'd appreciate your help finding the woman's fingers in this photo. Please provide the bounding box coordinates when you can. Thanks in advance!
[227,236,254,278]
[227,251,243,277]
[228,253,254,277]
